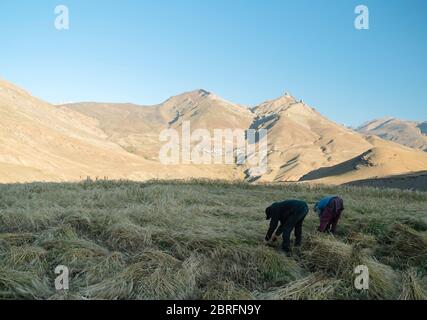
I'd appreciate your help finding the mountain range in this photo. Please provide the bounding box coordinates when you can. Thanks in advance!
[1,78,426,187]
[357,118,427,152]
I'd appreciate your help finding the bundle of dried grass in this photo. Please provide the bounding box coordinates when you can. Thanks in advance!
[304,235,400,299]
[83,250,199,300]
[210,245,303,290]
[75,251,126,286]
[1,245,48,276]
[364,258,400,300]
[347,232,377,249]
[62,211,92,232]
[42,238,110,274]
[303,235,358,276]
[389,224,427,261]
[399,269,427,300]
[255,273,341,300]
[107,222,152,251]
[0,267,52,299]
[35,225,78,244]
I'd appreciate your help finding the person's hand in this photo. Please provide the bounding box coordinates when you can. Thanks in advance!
[271,235,278,242]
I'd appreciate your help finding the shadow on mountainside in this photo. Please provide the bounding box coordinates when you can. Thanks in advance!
[299,150,372,182]
[345,171,427,192]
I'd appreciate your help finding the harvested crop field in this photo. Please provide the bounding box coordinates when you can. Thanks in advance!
[0,180,426,300]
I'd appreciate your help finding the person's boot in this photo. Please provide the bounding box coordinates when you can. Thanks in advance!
[282,247,292,257]
[293,244,302,256]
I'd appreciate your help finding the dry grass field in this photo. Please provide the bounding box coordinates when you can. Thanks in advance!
[0,180,426,300]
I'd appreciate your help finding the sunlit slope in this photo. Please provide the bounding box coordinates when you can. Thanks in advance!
[358,118,427,152]
[250,94,373,182]
[300,136,427,184]
[2,78,426,184]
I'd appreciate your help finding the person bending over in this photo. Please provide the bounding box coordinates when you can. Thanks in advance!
[264,200,309,255]
[314,196,344,234]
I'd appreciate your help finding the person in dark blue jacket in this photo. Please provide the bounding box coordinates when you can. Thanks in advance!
[264,200,309,255]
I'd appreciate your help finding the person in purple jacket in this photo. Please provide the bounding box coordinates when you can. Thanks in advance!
[314,196,344,234]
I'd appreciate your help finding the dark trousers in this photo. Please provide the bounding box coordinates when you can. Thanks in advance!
[282,206,309,252]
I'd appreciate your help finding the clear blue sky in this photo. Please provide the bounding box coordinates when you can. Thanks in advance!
[0,0,426,126]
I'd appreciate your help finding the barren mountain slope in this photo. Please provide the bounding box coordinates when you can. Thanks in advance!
[0,80,153,182]
[357,118,427,151]
[64,90,254,161]
[0,81,244,182]
[248,94,373,182]
[3,78,426,185]
[299,136,427,185]
[60,102,167,160]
